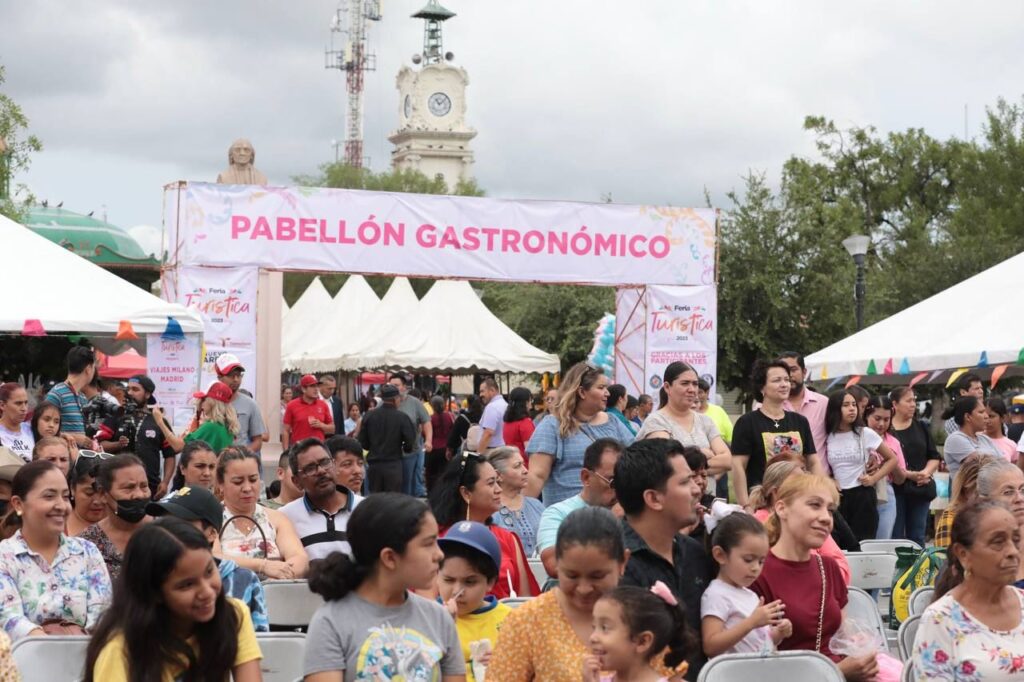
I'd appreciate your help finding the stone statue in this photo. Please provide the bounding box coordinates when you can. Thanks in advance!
[216,138,268,185]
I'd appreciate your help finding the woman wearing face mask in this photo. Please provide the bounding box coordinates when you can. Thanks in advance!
[66,455,109,537]
[0,460,112,640]
[79,455,152,580]
[0,383,34,463]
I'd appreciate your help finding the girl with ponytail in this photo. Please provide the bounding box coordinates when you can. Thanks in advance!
[303,492,465,681]
[584,582,695,682]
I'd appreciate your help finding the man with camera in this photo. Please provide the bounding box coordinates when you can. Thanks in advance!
[96,375,184,498]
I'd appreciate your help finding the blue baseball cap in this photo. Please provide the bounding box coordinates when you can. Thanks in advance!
[438,521,502,572]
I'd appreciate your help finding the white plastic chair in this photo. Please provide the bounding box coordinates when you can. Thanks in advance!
[697,650,844,682]
[846,586,888,647]
[11,635,89,682]
[257,632,306,682]
[898,614,921,662]
[528,558,548,587]
[845,551,899,591]
[902,659,915,682]
[263,579,324,630]
[908,585,935,617]
[501,597,532,609]
[859,539,922,554]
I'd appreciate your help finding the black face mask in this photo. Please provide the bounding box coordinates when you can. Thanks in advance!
[114,498,149,524]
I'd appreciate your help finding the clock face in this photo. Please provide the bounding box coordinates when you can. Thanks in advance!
[403,95,411,119]
[427,92,452,117]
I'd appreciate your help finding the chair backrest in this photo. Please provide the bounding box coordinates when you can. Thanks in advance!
[846,586,888,645]
[902,659,915,682]
[859,539,922,554]
[898,614,921,662]
[11,635,90,682]
[501,597,532,609]
[697,650,844,682]
[845,551,899,591]
[527,558,548,588]
[257,632,306,682]
[263,579,324,629]
[908,585,935,617]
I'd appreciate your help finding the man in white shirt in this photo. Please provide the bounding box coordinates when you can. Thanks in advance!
[281,438,362,561]
[476,377,507,453]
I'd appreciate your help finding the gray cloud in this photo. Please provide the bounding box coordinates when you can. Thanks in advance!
[5,0,1024,230]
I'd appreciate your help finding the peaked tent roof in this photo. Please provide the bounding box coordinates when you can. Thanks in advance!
[806,251,1024,379]
[281,276,332,363]
[0,215,202,335]
[339,278,421,371]
[283,275,381,371]
[382,280,560,373]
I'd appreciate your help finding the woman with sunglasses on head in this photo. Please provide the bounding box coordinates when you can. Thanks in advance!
[525,363,635,507]
[66,453,110,536]
[430,452,538,599]
[0,460,112,641]
[79,454,151,581]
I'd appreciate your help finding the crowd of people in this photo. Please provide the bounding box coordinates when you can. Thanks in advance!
[0,344,1023,680]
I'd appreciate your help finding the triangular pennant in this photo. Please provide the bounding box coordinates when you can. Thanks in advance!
[21,319,46,337]
[845,376,862,388]
[1018,347,1024,365]
[825,376,844,391]
[978,351,989,368]
[115,320,139,341]
[161,316,185,341]
[946,368,969,388]
[866,359,877,376]
[67,334,83,343]
[898,358,910,374]
[991,364,1010,389]
[926,369,944,384]
[883,358,894,375]
[908,372,929,388]
[820,365,829,381]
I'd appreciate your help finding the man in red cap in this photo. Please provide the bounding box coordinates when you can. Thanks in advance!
[282,374,335,448]
[214,353,267,454]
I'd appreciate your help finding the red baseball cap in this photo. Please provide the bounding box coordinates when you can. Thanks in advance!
[193,380,233,404]
[214,353,244,376]
[300,374,318,388]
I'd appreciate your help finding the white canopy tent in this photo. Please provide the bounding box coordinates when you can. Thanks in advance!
[381,280,560,373]
[806,251,1024,380]
[280,276,331,364]
[282,275,380,371]
[339,277,421,370]
[0,214,202,337]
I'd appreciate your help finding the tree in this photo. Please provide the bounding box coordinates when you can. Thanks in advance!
[0,65,42,221]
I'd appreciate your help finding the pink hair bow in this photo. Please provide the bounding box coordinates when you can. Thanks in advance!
[649,581,678,607]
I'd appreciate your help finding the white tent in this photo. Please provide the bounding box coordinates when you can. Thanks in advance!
[0,214,202,335]
[381,280,560,373]
[340,277,421,370]
[806,251,1024,379]
[280,276,332,364]
[282,275,380,371]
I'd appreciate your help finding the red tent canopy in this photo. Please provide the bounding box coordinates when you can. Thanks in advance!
[97,348,146,379]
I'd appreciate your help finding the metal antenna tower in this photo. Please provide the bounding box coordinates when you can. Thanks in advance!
[325,0,382,168]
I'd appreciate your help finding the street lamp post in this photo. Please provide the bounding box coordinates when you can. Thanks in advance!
[842,234,871,331]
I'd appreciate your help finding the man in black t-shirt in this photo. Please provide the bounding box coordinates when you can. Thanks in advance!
[96,375,181,498]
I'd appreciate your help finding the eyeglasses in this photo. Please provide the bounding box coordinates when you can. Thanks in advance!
[73,450,114,476]
[591,470,614,487]
[997,486,1024,500]
[299,457,335,477]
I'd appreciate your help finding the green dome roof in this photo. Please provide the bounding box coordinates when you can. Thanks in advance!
[23,206,160,267]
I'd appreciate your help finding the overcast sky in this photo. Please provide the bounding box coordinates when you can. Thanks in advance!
[4,1,1023,254]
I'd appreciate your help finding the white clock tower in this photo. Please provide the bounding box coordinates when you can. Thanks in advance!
[388,1,476,191]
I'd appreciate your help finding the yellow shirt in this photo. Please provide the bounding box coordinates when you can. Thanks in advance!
[454,598,511,682]
[92,598,262,681]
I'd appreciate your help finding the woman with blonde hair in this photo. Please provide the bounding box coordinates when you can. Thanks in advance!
[525,363,635,506]
[184,381,240,453]
[749,460,851,585]
[754,474,878,680]
[934,453,997,549]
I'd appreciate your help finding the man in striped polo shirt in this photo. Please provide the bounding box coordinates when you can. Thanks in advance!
[281,437,362,561]
[44,346,97,448]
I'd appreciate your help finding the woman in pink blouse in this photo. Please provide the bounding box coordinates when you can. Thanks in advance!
[0,460,112,640]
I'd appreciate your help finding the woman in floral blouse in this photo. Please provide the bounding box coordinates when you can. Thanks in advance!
[914,500,1024,680]
[0,460,112,641]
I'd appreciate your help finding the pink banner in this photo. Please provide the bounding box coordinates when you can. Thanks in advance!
[165,183,717,287]
[645,285,718,399]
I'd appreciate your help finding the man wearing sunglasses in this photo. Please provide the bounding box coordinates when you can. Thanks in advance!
[280,438,362,561]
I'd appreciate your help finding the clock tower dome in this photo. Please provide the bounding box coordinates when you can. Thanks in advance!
[388,0,476,191]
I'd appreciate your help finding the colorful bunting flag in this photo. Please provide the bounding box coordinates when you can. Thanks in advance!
[825,376,844,391]
[883,358,894,375]
[845,376,862,388]
[898,358,910,374]
[1018,348,1024,365]
[908,372,929,388]
[992,364,1010,389]
[946,368,969,388]
[926,369,944,384]
[161,316,185,341]
[978,351,989,368]
[21,319,46,337]
[820,365,829,381]
[115,320,138,341]
[866,360,877,376]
